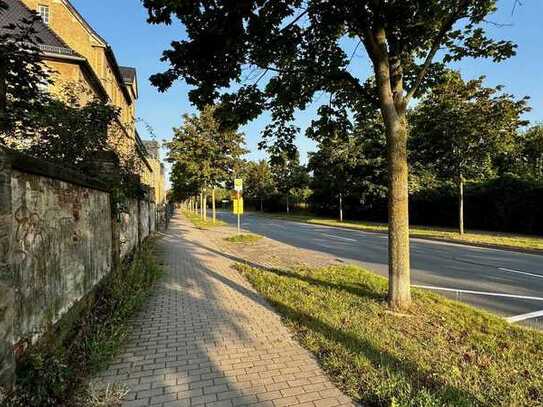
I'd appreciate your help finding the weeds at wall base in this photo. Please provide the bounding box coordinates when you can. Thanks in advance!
[1,238,163,407]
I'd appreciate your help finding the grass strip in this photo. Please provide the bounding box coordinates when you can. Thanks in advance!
[235,263,543,407]
[224,234,262,244]
[262,213,543,252]
[3,239,163,407]
[182,209,226,229]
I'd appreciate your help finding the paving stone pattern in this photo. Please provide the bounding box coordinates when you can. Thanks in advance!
[93,214,356,407]
[205,221,335,273]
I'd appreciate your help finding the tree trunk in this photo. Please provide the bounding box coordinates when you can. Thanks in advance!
[212,187,216,224]
[203,190,207,222]
[458,175,464,235]
[385,114,411,311]
[260,197,264,212]
[339,193,343,222]
[373,53,412,311]
[200,192,204,219]
[286,194,290,214]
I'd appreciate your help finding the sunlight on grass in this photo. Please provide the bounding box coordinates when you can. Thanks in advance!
[235,263,543,407]
[182,209,225,228]
[224,234,262,243]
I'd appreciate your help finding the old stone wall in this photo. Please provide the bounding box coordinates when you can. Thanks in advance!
[120,199,139,259]
[140,199,150,240]
[11,170,112,341]
[0,153,14,388]
[149,202,156,233]
[0,149,159,389]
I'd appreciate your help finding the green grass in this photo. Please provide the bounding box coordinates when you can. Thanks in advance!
[6,240,163,406]
[183,209,226,228]
[224,234,263,244]
[235,263,543,407]
[262,213,543,252]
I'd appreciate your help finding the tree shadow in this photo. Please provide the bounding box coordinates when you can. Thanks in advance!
[174,232,480,406]
[201,262,481,406]
[184,239,385,303]
[264,298,480,406]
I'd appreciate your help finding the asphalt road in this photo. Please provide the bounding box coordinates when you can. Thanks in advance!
[216,210,543,327]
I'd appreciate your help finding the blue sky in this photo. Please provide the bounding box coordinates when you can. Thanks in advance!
[71,0,543,185]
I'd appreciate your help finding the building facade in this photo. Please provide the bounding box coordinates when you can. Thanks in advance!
[142,140,167,205]
[0,0,165,200]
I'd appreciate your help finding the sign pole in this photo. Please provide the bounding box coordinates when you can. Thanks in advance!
[233,178,243,235]
[237,190,241,234]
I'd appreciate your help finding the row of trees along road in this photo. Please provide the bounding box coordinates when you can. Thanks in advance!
[167,105,246,223]
[145,0,520,310]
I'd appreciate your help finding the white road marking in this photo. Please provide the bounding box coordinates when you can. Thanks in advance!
[321,233,357,242]
[497,267,543,279]
[506,309,543,323]
[412,285,543,302]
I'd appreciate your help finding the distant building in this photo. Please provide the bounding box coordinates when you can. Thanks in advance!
[0,0,161,192]
[142,140,166,205]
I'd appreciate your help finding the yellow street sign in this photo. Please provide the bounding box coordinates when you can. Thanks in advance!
[233,198,244,215]
[234,178,243,192]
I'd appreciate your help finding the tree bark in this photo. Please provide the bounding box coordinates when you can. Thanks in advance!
[459,174,464,235]
[339,193,343,222]
[212,187,216,224]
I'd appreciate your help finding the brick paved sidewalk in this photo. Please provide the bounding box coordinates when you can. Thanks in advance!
[93,213,356,407]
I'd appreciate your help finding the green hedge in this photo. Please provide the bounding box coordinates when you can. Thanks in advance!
[308,176,543,235]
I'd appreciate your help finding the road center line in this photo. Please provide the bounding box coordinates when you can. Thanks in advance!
[497,267,543,279]
[412,285,543,302]
[506,309,543,323]
[321,233,357,242]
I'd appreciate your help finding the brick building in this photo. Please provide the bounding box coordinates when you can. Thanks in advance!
[0,0,165,200]
[142,140,167,205]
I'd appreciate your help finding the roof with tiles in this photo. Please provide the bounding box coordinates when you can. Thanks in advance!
[0,0,77,56]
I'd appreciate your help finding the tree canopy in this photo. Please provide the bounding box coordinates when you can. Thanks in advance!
[145,0,519,310]
[167,105,247,202]
[411,71,529,183]
[242,160,275,210]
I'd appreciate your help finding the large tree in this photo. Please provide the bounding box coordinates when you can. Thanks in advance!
[269,150,309,214]
[144,0,517,310]
[167,105,246,222]
[410,71,528,234]
[308,106,388,221]
[242,160,275,212]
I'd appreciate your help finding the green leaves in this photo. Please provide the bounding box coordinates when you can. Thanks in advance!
[241,160,275,201]
[409,71,529,183]
[167,105,247,200]
[144,0,517,155]
[0,10,51,134]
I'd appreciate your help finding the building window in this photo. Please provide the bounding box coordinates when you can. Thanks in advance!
[38,5,50,24]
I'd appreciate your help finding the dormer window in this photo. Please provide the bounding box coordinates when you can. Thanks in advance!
[38,5,50,24]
